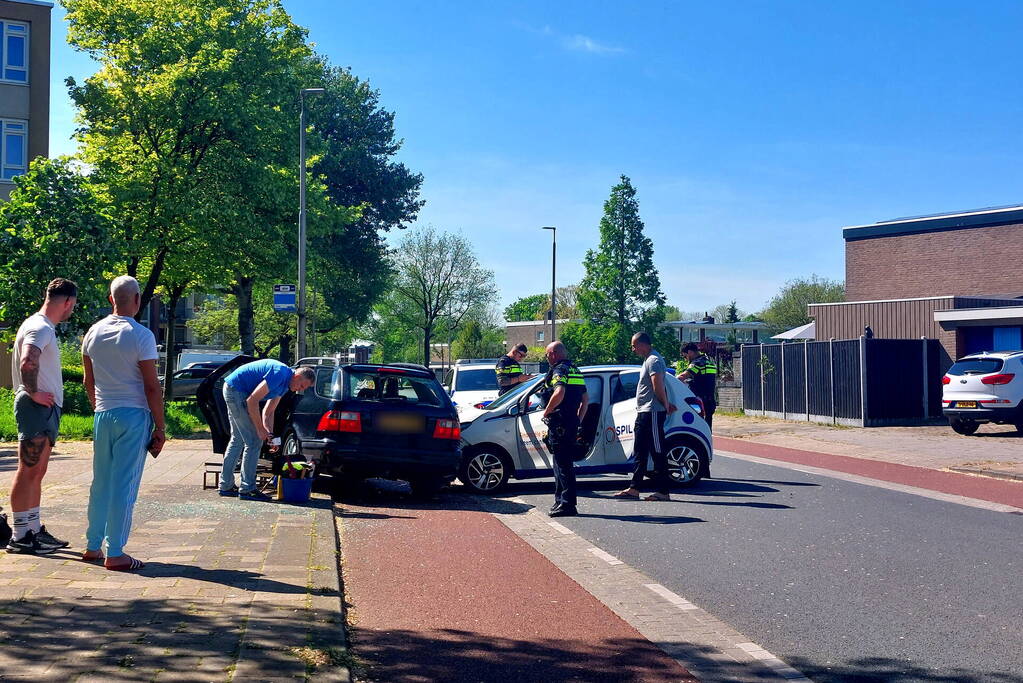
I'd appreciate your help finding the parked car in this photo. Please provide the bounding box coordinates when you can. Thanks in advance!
[457,365,713,494]
[445,362,502,417]
[159,366,215,400]
[197,356,462,496]
[942,350,1023,435]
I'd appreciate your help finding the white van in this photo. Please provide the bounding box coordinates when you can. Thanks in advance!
[458,365,713,494]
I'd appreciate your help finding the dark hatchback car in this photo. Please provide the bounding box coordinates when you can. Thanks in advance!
[197,356,462,495]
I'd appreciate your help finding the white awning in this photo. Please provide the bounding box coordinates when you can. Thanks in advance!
[772,321,816,340]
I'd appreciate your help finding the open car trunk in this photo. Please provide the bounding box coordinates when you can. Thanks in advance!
[196,355,256,454]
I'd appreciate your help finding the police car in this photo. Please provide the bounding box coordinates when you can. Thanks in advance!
[444,361,502,418]
[458,365,713,494]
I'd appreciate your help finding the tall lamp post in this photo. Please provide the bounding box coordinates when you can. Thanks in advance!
[297,87,325,361]
[542,226,556,342]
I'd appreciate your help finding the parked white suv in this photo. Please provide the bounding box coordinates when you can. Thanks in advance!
[458,365,713,494]
[942,350,1023,435]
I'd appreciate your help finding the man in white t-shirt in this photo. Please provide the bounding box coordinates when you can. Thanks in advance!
[6,278,78,555]
[81,276,165,571]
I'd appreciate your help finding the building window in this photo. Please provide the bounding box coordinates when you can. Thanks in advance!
[1,119,28,181]
[536,330,545,342]
[1,21,29,84]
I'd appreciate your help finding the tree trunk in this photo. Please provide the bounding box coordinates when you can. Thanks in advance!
[278,335,293,365]
[234,275,255,356]
[162,283,187,402]
[422,325,432,368]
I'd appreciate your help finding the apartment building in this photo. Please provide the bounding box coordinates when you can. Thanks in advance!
[0,0,51,202]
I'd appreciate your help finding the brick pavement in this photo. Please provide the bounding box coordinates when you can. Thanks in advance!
[0,439,348,682]
[714,414,1023,476]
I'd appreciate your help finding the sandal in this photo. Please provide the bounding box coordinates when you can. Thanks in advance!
[644,492,671,502]
[612,489,640,499]
[80,551,104,563]
[105,556,145,572]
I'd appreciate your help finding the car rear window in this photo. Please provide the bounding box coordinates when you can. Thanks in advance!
[346,370,445,407]
[455,368,498,392]
[948,358,1004,375]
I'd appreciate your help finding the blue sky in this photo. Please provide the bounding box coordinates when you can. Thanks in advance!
[48,1,1023,317]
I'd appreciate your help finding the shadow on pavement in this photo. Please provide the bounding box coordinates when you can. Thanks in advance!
[0,452,74,473]
[333,478,534,516]
[0,595,345,680]
[350,627,698,683]
[712,476,821,487]
[576,512,704,524]
[786,655,1023,683]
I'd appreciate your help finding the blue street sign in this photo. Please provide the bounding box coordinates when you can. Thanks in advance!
[273,284,297,312]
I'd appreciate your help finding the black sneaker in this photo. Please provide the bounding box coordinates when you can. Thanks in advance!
[218,486,240,497]
[6,530,58,555]
[36,526,69,549]
[239,489,273,502]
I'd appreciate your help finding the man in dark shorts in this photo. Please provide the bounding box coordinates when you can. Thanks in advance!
[7,278,78,554]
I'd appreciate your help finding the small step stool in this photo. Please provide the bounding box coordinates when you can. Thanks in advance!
[203,460,275,490]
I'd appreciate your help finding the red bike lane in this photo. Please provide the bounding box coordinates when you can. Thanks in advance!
[339,496,696,683]
[715,436,1023,509]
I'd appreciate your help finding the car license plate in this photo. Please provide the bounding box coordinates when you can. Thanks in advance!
[955,400,977,409]
[375,413,425,434]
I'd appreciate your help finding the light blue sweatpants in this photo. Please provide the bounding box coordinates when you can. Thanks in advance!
[85,407,152,557]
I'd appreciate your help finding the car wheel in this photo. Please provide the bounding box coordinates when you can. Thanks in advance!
[459,447,512,495]
[949,418,980,436]
[283,431,302,459]
[665,437,708,487]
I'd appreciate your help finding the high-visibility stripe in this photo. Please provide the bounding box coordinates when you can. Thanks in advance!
[496,366,522,374]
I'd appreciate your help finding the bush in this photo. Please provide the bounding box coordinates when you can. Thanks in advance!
[62,381,93,416]
[62,366,84,384]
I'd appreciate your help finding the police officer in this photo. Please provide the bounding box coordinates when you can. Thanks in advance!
[541,341,587,517]
[495,344,534,396]
[679,342,717,428]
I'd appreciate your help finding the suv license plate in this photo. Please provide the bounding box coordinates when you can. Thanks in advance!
[376,413,426,434]
[955,401,977,408]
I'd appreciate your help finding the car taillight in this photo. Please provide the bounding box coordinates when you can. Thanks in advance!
[318,410,362,432]
[432,418,460,440]
[941,376,951,385]
[981,373,1015,385]
[684,396,705,418]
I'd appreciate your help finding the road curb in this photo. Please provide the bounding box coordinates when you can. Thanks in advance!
[948,466,1023,483]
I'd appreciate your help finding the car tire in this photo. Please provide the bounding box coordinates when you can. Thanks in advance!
[283,431,302,459]
[665,436,709,487]
[459,446,513,495]
[949,418,980,436]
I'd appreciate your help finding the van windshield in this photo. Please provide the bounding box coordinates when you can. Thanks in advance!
[483,376,543,411]
[948,358,1003,375]
[455,368,498,392]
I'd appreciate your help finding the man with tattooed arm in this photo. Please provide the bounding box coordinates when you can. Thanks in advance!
[6,278,78,554]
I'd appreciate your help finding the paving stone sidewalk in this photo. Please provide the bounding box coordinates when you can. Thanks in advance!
[714,414,1023,477]
[0,439,348,682]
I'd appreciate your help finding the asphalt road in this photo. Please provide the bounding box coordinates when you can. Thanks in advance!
[498,454,1023,683]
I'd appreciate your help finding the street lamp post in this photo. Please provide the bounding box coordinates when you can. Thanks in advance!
[297,87,325,361]
[542,226,556,343]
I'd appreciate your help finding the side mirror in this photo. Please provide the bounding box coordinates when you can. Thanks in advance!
[508,404,520,417]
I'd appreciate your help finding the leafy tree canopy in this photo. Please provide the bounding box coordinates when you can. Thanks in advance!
[0,158,119,339]
[760,275,844,330]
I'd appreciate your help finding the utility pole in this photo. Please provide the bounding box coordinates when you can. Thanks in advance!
[297,86,325,360]
[543,226,556,342]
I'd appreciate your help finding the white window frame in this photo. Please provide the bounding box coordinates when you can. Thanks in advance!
[536,330,545,342]
[1,119,28,183]
[1,20,29,85]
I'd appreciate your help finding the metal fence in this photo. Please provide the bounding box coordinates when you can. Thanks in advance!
[742,337,942,426]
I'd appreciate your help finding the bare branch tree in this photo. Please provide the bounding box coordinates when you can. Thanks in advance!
[390,227,497,365]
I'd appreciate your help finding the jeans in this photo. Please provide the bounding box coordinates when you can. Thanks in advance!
[85,407,152,557]
[221,383,263,493]
[630,410,669,495]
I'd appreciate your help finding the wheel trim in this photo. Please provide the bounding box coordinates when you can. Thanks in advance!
[284,435,300,457]
[467,452,505,491]
[667,445,700,483]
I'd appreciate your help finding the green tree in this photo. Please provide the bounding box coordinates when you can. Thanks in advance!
[578,175,665,328]
[761,275,844,330]
[0,158,119,338]
[389,227,497,366]
[504,294,547,322]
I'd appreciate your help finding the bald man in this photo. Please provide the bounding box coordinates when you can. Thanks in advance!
[541,341,587,517]
[81,276,165,571]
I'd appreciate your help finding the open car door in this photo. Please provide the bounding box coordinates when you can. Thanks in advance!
[196,355,256,454]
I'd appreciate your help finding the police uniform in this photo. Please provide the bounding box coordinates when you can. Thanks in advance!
[685,353,718,427]
[542,359,586,513]
[495,355,525,396]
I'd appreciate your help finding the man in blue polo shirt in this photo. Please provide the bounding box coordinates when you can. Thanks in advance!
[220,359,315,500]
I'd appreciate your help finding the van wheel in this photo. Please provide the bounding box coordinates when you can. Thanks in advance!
[949,418,980,436]
[665,437,708,487]
[459,447,512,494]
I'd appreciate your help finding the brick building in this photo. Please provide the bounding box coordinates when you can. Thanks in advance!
[812,205,1023,365]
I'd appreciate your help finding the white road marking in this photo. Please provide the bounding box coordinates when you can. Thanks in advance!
[587,547,624,565]
[643,583,700,611]
[546,521,574,535]
[717,450,1023,513]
